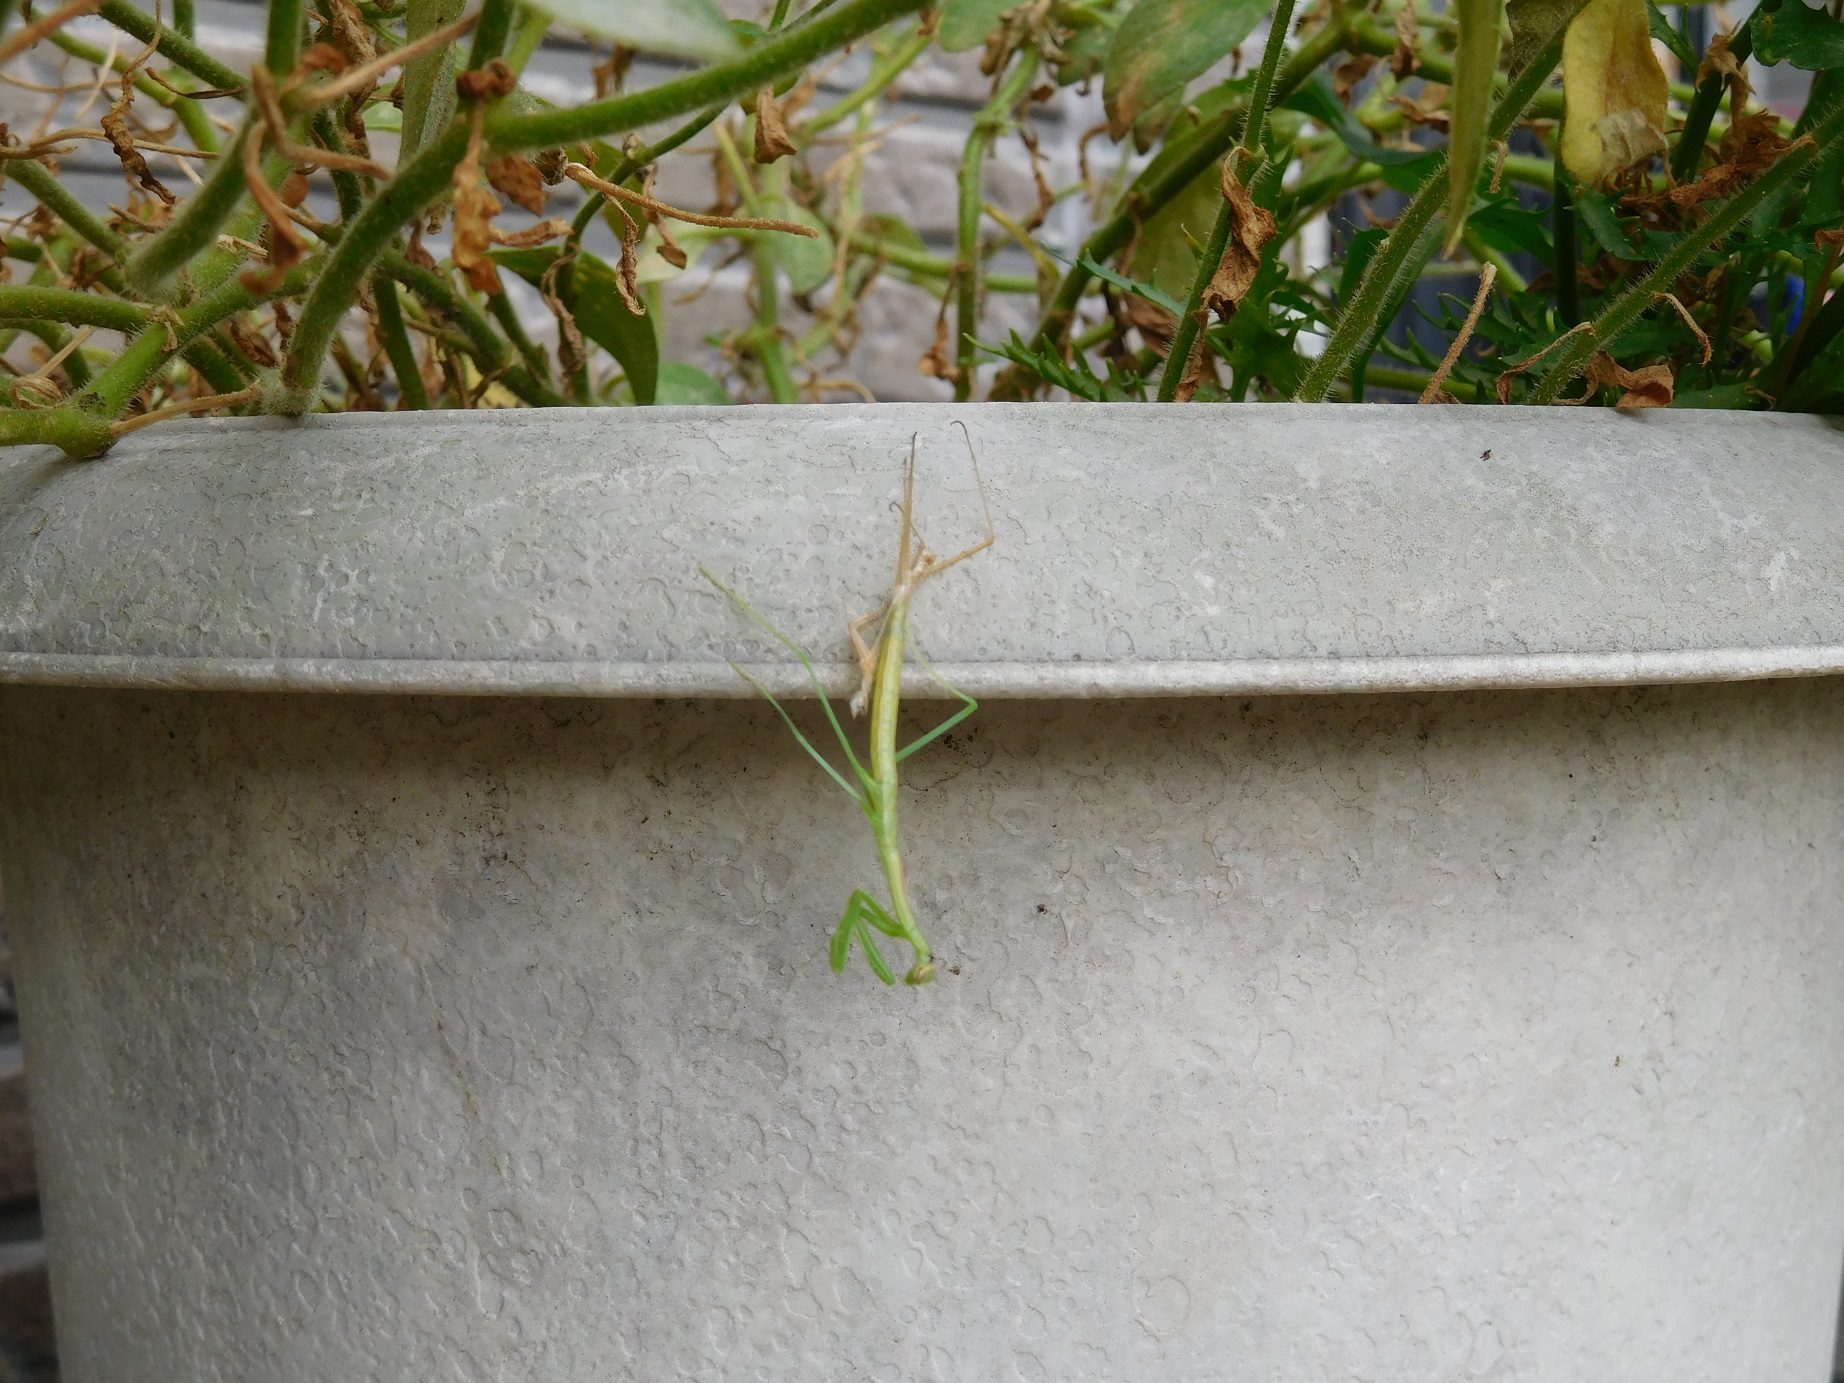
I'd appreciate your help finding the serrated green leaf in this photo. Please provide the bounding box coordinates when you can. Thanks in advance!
[1446,0,1506,254]
[1752,0,1844,71]
[520,0,739,59]
[1103,0,1269,139]
[1646,0,1696,71]
[1284,75,1445,167]
[490,247,659,404]
[939,0,1012,51]
[983,331,1112,400]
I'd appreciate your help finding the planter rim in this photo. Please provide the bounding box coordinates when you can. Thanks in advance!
[2,402,1842,698]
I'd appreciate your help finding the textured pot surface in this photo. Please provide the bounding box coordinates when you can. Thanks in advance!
[0,405,1842,695]
[1,405,1843,1381]
[3,683,1842,1382]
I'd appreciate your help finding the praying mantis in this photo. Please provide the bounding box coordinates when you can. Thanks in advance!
[702,423,994,986]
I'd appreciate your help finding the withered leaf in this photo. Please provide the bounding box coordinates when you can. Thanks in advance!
[486,154,547,215]
[1199,159,1276,322]
[101,82,174,205]
[1392,0,1420,79]
[1561,0,1669,187]
[451,111,504,295]
[753,85,797,163]
[1584,350,1673,407]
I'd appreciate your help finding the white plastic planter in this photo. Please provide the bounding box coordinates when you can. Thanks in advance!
[0,404,1841,1381]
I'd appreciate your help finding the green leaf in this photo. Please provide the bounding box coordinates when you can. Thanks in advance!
[1646,0,1696,70]
[1573,186,1676,260]
[1103,0,1269,139]
[399,0,464,160]
[1446,0,1507,254]
[655,361,730,404]
[771,200,835,296]
[361,100,402,131]
[938,0,1011,51]
[1284,76,1445,167]
[1076,255,1187,316]
[1752,0,1844,70]
[1467,196,1555,261]
[1669,381,1760,408]
[984,331,1112,400]
[490,247,659,404]
[518,0,740,59]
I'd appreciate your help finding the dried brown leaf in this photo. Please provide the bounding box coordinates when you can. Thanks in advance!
[486,154,547,215]
[1332,51,1378,104]
[753,85,797,163]
[1582,350,1673,407]
[101,80,174,205]
[1392,0,1420,79]
[451,108,503,295]
[1199,158,1276,322]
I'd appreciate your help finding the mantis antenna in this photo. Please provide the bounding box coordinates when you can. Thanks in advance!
[702,422,995,985]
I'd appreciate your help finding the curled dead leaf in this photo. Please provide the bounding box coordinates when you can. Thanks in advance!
[101,78,174,205]
[753,85,797,163]
[1581,350,1673,407]
[486,154,547,215]
[1200,157,1276,322]
[1392,0,1420,79]
[451,107,504,295]
[1332,51,1377,105]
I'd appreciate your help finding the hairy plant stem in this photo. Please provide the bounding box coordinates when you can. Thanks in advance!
[371,275,428,409]
[125,116,259,294]
[1671,10,1755,182]
[98,0,245,91]
[1158,0,1299,402]
[281,0,923,410]
[487,290,550,382]
[954,49,1039,400]
[1552,153,1580,326]
[1529,95,1844,403]
[484,0,928,154]
[377,251,562,407]
[1006,10,1350,387]
[465,0,514,69]
[7,159,130,263]
[265,0,302,74]
[1295,11,1579,401]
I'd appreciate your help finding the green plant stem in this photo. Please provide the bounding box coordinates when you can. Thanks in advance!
[7,159,131,264]
[266,0,302,74]
[1158,0,1298,402]
[1346,14,1568,122]
[1015,11,1351,380]
[1296,14,1577,401]
[312,109,368,222]
[1530,96,1844,403]
[484,0,928,154]
[487,289,550,381]
[98,0,246,91]
[7,320,90,391]
[0,406,115,455]
[1552,153,1580,325]
[77,264,313,419]
[48,29,218,152]
[377,250,563,407]
[173,0,193,38]
[1672,11,1755,182]
[284,0,923,410]
[850,229,1035,293]
[1361,363,1484,399]
[954,49,1039,401]
[803,18,930,136]
[125,117,258,294]
[752,232,799,403]
[465,0,515,69]
[371,275,428,409]
[0,286,148,332]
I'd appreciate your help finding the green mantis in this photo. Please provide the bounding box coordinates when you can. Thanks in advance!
[702,424,994,986]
